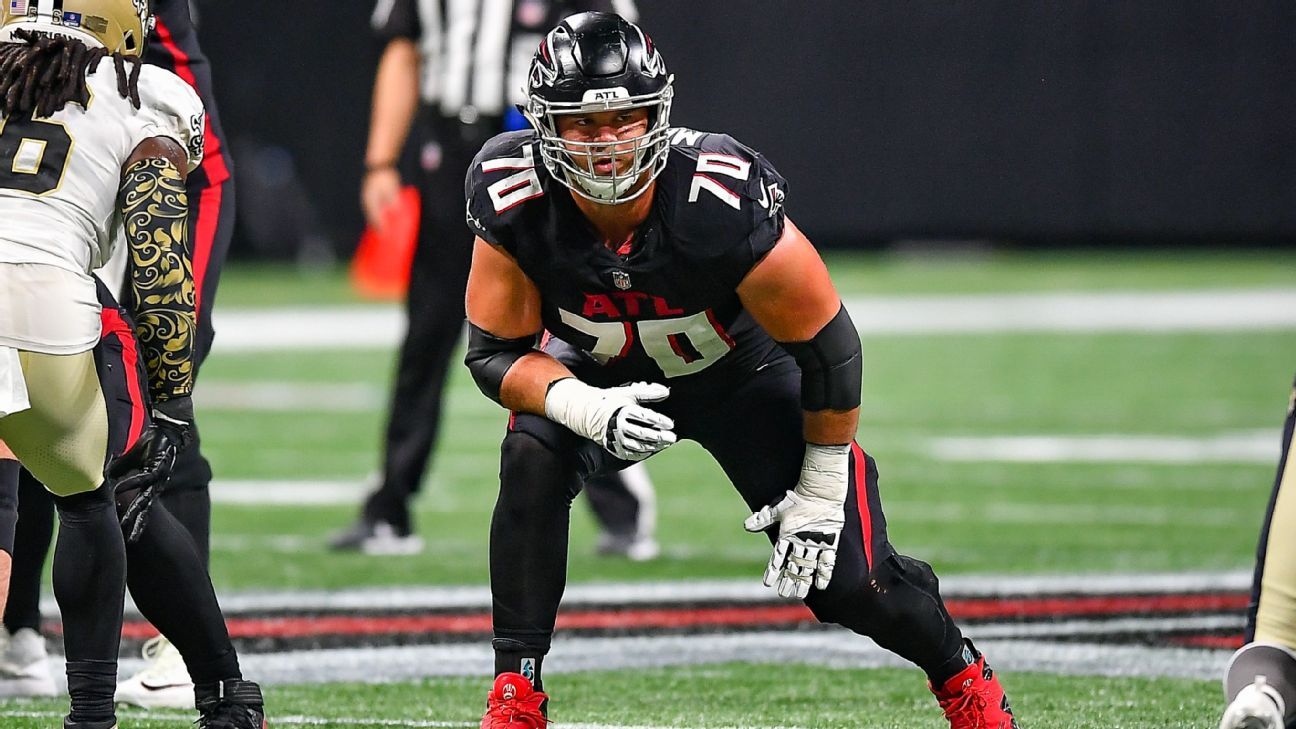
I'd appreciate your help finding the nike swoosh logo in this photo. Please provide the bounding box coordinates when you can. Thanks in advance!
[139,682,192,691]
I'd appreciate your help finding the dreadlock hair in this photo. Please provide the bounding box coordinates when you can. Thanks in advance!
[0,28,140,119]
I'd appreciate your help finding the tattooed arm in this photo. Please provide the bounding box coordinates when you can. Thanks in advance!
[108,136,196,542]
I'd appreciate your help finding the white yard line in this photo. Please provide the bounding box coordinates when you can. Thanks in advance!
[20,630,1235,697]
[213,306,405,352]
[929,430,1281,464]
[969,614,1242,639]
[195,382,384,412]
[844,289,1296,334]
[205,424,1278,508]
[210,479,369,505]
[210,289,1296,352]
[886,500,1257,527]
[203,475,1262,530]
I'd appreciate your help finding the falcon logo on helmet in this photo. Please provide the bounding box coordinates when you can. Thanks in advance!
[0,0,153,56]
[529,34,560,90]
[523,12,674,205]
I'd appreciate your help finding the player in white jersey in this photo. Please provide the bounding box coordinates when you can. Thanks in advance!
[0,2,265,728]
[0,56,203,355]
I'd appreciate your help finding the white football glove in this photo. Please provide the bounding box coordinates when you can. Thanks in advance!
[544,378,676,462]
[744,443,849,599]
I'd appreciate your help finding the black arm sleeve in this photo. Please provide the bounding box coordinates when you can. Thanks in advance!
[465,323,539,405]
[780,305,862,412]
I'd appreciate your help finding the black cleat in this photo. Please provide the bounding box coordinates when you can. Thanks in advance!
[196,679,266,729]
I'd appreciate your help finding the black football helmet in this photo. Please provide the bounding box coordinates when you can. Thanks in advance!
[524,12,673,204]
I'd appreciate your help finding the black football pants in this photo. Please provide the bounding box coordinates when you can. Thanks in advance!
[490,343,967,679]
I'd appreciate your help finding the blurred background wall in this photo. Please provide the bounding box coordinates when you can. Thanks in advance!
[195,0,1296,256]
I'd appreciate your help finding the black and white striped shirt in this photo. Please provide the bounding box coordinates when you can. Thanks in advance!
[371,0,637,121]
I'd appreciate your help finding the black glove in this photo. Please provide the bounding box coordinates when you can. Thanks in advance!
[108,396,194,543]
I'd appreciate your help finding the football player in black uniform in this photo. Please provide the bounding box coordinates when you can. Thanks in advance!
[463,12,1019,729]
[1219,375,1296,729]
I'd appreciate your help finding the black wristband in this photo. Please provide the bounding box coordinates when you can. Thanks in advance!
[153,394,195,425]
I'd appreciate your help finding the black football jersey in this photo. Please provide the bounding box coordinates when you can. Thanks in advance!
[466,127,790,390]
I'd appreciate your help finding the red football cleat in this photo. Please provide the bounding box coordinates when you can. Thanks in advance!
[931,650,1020,729]
[480,672,548,729]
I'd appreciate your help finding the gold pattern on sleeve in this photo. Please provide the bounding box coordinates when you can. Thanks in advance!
[119,157,196,402]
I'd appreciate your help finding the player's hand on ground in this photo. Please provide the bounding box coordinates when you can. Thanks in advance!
[108,396,194,543]
[744,443,850,599]
[544,378,676,462]
[362,167,403,231]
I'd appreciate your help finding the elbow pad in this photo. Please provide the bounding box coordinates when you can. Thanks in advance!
[465,323,537,404]
[780,305,862,411]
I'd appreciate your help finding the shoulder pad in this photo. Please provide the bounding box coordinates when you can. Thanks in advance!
[464,130,546,250]
[133,65,206,173]
[657,129,788,270]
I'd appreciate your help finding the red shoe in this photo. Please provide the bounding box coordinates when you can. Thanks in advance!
[481,672,548,729]
[930,648,1020,729]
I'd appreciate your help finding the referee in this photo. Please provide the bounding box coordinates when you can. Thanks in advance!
[331,0,659,560]
[0,0,237,707]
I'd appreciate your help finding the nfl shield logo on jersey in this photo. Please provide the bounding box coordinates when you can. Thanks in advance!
[612,270,631,290]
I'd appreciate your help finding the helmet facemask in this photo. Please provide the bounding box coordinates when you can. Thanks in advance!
[527,83,673,205]
[523,13,675,206]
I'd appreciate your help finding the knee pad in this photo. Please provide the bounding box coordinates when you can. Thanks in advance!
[810,553,944,627]
[501,429,561,468]
[874,553,940,596]
[500,431,581,509]
[53,482,114,524]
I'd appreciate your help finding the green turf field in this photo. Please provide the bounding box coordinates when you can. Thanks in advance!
[14,250,1296,727]
[195,251,1296,590]
[0,663,1226,728]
